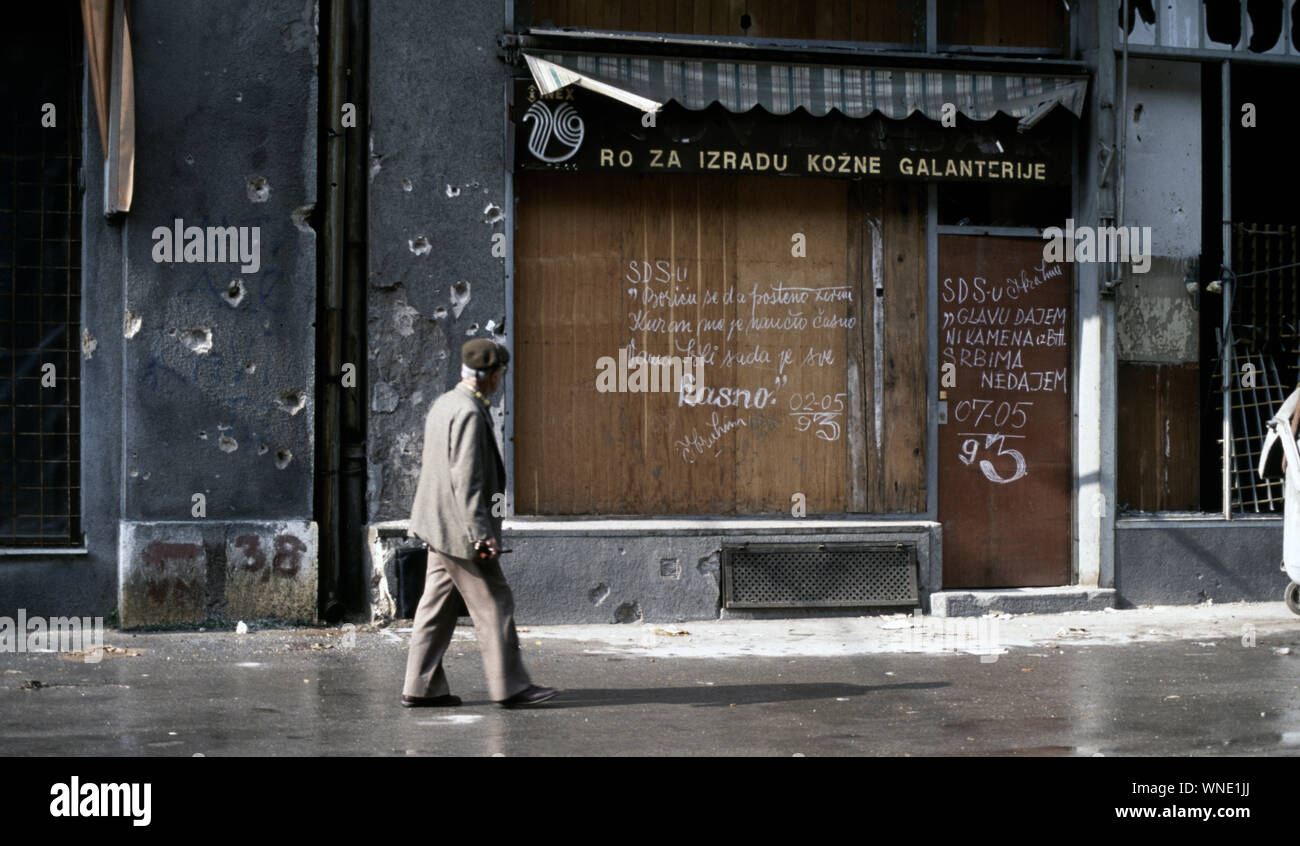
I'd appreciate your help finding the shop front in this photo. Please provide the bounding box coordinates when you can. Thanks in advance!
[499,51,1086,620]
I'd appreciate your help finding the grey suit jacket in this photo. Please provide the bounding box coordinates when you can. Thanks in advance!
[408,384,506,560]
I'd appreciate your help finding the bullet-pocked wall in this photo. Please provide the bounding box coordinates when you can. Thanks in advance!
[364,0,509,613]
[113,1,320,626]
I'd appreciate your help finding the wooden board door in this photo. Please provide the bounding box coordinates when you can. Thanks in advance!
[937,235,1072,587]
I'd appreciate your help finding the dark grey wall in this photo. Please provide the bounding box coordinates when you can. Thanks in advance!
[1,0,319,621]
[502,528,938,624]
[1115,521,1287,606]
[121,1,318,522]
[366,1,508,523]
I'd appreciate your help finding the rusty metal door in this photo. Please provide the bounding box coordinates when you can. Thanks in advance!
[937,235,1072,587]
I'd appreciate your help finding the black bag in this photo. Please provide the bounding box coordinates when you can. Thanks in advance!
[1260,429,1289,480]
[395,546,469,619]
[1261,438,1287,480]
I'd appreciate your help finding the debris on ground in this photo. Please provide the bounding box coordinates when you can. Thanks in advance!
[60,645,144,661]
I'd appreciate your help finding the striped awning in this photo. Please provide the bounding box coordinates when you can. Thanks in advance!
[524,51,1087,129]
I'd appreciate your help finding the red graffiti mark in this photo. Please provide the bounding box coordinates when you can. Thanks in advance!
[272,535,306,577]
[145,577,170,603]
[141,541,202,570]
[144,576,197,605]
[138,541,204,611]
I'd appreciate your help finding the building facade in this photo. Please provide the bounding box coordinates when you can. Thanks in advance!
[3,1,1297,627]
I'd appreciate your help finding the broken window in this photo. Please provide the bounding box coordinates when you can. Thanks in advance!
[1119,0,1300,53]
[1212,64,1300,513]
[1118,63,1300,515]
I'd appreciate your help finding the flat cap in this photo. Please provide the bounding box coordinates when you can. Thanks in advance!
[462,339,510,371]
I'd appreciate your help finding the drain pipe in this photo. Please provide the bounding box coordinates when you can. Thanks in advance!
[317,0,348,622]
[1109,0,1129,297]
[340,0,369,616]
[1117,0,1128,247]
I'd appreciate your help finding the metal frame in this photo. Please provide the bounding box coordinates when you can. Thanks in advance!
[1127,45,1300,66]
[503,80,517,519]
[926,184,938,521]
[1221,60,1233,518]
[1121,0,1300,64]
[505,0,515,515]
[511,6,1082,75]
[1090,0,1117,588]
[1070,115,1083,584]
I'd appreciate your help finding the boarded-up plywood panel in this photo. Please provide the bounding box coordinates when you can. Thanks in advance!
[938,0,1067,48]
[535,0,1062,46]
[1117,362,1201,512]
[731,177,850,513]
[515,171,926,515]
[938,235,1071,587]
[532,0,923,43]
[873,181,928,512]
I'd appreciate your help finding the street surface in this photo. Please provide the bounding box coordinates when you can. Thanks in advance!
[3,603,1298,756]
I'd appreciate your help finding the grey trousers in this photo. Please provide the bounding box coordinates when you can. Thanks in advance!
[402,548,532,702]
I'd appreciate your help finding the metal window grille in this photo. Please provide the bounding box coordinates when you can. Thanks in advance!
[0,11,83,546]
[1215,223,1300,514]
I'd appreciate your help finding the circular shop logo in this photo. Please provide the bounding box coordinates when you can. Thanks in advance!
[522,100,585,163]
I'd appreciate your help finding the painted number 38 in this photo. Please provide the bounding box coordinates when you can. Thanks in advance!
[959,434,1027,484]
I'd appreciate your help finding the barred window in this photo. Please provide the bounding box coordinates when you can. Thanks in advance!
[0,8,83,545]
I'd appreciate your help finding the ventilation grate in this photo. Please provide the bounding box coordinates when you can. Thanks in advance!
[722,543,919,608]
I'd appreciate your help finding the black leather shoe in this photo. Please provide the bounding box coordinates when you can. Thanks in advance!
[402,694,462,708]
[499,685,558,708]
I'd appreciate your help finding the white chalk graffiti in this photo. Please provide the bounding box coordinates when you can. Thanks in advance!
[957,433,1028,484]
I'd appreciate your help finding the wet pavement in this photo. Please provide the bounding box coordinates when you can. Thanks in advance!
[3,603,1299,756]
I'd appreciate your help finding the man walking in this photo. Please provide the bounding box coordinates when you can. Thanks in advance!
[401,339,557,708]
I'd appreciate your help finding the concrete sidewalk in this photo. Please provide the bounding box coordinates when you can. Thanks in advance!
[520,600,1300,657]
